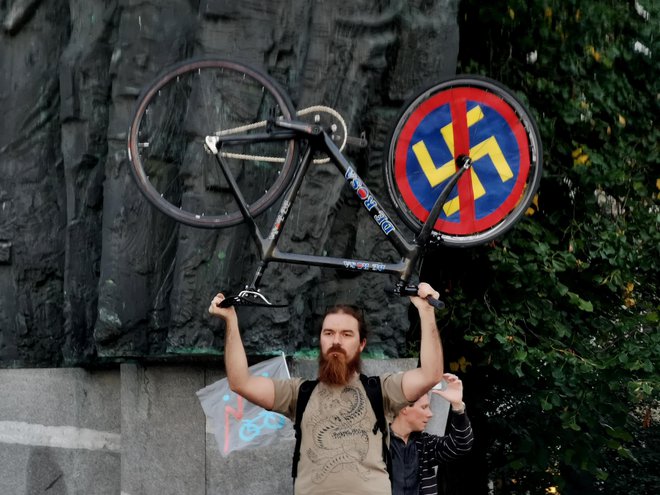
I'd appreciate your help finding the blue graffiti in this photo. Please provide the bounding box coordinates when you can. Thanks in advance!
[239,410,287,442]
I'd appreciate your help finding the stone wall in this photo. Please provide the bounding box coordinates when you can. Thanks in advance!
[0,0,459,367]
[0,359,418,494]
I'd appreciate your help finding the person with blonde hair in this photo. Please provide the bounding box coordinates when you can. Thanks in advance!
[389,373,474,495]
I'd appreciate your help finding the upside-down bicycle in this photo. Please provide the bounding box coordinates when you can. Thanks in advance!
[127,59,542,308]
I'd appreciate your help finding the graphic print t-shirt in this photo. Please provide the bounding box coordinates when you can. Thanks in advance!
[272,372,409,495]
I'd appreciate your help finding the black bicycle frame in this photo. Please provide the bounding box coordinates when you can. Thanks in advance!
[213,117,471,296]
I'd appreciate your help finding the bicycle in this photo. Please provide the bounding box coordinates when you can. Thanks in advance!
[127,58,542,309]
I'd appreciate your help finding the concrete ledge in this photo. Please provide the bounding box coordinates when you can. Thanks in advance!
[0,359,420,495]
[0,368,120,495]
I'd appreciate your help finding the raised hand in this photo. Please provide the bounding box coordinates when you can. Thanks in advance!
[208,293,236,321]
[431,373,464,409]
[410,282,441,311]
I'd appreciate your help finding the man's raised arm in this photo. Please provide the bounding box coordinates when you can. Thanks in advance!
[209,293,275,410]
[400,282,444,402]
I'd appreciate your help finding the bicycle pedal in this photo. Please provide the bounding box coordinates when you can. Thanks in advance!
[345,132,368,148]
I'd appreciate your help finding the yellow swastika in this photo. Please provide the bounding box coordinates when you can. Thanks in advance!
[413,106,486,186]
[469,136,514,182]
[441,168,485,217]
[439,106,486,156]
[412,105,514,217]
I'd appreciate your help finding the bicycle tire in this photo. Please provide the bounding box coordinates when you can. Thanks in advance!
[384,75,542,247]
[127,58,299,228]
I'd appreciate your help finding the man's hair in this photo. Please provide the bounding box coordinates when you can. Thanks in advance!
[323,304,368,342]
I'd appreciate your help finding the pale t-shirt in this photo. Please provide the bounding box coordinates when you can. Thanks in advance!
[271,372,409,495]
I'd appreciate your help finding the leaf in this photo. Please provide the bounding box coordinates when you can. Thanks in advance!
[605,426,633,442]
[578,299,594,312]
[567,291,594,312]
[568,421,581,431]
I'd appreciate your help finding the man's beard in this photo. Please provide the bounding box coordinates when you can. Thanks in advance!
[318,344,362,386]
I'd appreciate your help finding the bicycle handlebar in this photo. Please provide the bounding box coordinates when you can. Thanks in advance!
[217,286,444,310]
[384,285,445,309]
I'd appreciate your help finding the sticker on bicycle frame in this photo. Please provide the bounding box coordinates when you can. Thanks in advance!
[346,166,395,235]
[393,87,531,235]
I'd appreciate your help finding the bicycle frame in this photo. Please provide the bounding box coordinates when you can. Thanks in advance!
[205,116,472,299]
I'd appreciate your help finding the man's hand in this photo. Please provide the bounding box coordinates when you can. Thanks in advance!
[208,293,236,322]
[409,282,440,311]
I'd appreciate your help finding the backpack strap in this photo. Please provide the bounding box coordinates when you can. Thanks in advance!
[359,374,390,470]
[292,379,318,479]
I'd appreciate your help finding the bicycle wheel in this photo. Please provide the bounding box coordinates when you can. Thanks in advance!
[384,75,542,247]
[127,58,299,228]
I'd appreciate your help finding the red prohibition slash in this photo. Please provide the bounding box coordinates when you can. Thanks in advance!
[394,87,531,235]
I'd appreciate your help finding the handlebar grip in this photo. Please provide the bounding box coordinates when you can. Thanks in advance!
[425,295,445,310]
[384,286,445,309]
[218,297,238,308]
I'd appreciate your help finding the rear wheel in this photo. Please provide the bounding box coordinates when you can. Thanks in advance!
[127,58,299,228]
[385,75,542,247]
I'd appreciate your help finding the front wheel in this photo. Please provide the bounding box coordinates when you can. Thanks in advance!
[127,58,299,228]
[384,75,542,247]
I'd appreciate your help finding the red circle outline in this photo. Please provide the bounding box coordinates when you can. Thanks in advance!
[393,87,531,235]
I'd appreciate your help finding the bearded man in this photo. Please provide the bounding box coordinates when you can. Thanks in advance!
[209,282,444,495]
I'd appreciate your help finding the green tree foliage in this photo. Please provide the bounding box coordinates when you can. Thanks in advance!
[448,0,659,492]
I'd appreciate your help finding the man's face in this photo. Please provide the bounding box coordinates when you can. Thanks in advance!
[406,394,433,432]
[318,312,365,386]
[320,312,365,361]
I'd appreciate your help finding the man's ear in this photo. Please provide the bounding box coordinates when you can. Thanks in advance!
[359,338,367,352]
